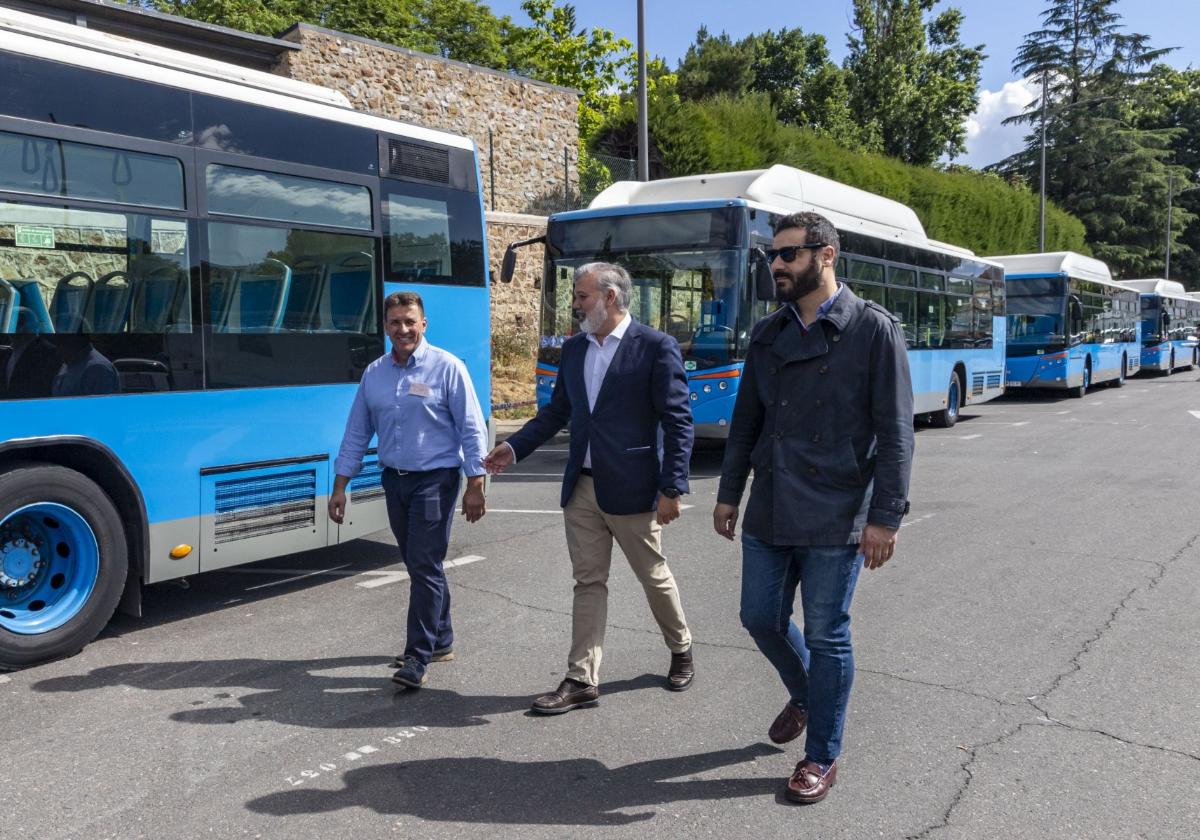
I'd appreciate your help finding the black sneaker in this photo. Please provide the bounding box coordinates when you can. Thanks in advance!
[390,648,454,669]
[391,661,428,689]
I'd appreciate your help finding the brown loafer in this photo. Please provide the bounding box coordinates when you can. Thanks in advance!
[531,679,599,715]
[667,647,694,691]
[768,702,808,744]
[785,758,837,804]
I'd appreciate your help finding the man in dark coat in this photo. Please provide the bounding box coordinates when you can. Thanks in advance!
[713,211,914,803]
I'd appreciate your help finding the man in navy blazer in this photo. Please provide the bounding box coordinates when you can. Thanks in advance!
[485,261,695,714]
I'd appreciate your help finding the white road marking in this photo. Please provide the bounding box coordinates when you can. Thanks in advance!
[959,434,983,440]
[900,513,935,528]
[1189,411,1200,421]
[228,566,360,578]
[1055,410,1072,415]
[354,554,485,589]
[0,675,11,684]
[242,563,354,591]
[1011,421,1031,426]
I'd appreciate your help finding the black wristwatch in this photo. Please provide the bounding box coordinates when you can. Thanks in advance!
[660,487,681,499]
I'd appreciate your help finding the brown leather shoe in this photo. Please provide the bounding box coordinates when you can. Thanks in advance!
[531,679,599,715]
[785,759,837,804]
[667,647,694,691]
[768,702,808,744]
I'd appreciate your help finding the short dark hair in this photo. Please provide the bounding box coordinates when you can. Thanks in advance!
[773,211,840,258]
[384,291,424,315]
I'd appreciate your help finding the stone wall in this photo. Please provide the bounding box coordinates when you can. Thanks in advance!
[486,211,547,333]
[276,25,579,215]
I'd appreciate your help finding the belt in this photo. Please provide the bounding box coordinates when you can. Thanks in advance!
[580,467,593,476]
[383,466,452,477]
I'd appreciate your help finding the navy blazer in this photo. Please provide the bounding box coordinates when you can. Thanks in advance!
[505,318,693,515]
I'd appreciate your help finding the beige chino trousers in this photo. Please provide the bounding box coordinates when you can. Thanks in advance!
[562,475,692,686]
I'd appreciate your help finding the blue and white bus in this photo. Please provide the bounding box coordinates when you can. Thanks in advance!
[1120,279,1199,373]
[0,9,491,667]
[990,252,1141,396]
[502,165,1006,432]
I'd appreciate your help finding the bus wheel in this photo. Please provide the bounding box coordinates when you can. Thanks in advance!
[1112,356,1127,387]
[1166,351,1175,376]
[930,372,961,428]
[1071,363,1090,398]
[0,464,127,669]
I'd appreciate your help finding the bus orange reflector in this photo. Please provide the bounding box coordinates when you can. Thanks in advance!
[169,544,193,559]
[535,368,557,377]
[689,369,741,380]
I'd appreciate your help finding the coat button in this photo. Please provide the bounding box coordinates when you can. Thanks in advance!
[814,399,823,407]
[807,466,818,476]
[811,433,821,442]
[772,432,782,440]
[780,399,789,407]
[832,334,841,342]
[818,365,828,374]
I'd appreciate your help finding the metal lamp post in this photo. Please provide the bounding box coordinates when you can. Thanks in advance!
[636,0,649,181]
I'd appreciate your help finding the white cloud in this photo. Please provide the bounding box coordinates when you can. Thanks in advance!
[956,78,1038,169]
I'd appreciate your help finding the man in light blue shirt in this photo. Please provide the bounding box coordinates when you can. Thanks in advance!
[330,290,488,689]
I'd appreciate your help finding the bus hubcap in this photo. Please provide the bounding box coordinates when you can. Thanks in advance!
[0,503,99,634]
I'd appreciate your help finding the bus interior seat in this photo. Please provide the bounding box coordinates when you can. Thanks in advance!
[0,279,16,333]
[130,266,186,333]
[281,258,326,331]
[227,258,291,332]
[328,252,374,332]
[8,279,55,334]
[113,357,171,393]
[51,271,94,332]
[87,270,133,333]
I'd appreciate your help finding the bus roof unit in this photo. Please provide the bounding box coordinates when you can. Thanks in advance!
[0,6,473,151]
[987,252,1113,284]
[590,164,939,251]
[1121,278,1191,298]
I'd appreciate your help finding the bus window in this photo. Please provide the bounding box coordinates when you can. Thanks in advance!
[850,259,884,285]
[973,280,993,345]
[945,295,973,347]
[917,292,946,348]
[385,180,485,286]
[206,165,372,231]
[889,286,917,347]
[919,271,944,291]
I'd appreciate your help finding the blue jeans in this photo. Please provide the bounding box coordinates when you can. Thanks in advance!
[739,534,864,763]
[382,467,461,669]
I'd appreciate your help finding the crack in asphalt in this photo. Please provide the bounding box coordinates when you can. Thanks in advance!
[904,533,1200,839]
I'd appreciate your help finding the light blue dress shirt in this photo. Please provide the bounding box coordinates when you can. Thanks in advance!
[334,339,487,479]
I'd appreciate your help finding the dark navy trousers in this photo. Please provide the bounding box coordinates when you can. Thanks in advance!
[381,466,461,667]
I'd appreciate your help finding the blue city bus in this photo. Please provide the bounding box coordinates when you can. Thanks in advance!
[990,253,1141,396]
[502,165,1006,433]
[0,9,491,667]
[1121,279,1199,374]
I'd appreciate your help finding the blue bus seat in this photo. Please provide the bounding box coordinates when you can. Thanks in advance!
[87,270,133,333]
[9,279,55,334]
[229,258,291,332]
[51,271,94,332]
[328,252,374,333]
[130,266,186,333]
[281,258,326,331]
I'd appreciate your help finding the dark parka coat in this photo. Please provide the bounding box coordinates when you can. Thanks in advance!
[717,286,915,545]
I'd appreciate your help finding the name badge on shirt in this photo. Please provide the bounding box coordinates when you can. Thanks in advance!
[409,381,433,397]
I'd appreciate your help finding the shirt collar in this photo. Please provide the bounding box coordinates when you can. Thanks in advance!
[586,311,632,347]
[391,337,429,368]
[789,283,844,332]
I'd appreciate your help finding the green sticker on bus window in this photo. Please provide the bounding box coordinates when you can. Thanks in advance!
[558,265,572,284]
[15,225,55,249]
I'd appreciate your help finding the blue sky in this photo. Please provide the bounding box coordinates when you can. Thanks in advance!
[487,0,1200,168]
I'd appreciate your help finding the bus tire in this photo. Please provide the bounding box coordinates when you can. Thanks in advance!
[0,463,128,669]
[1111,356,1127,387]
[1070,362,1090,398]
[930,372,961,428]
[1166,351,1174,375]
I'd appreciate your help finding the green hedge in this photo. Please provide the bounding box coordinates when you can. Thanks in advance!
[612,94,1087,256]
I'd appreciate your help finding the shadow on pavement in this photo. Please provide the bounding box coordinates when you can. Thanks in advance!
[246,742,783,825]
[30,659,674,731]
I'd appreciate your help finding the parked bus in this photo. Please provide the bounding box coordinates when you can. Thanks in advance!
[501,164,1006,433]
[989,252,1140,396]
[0,8,491,667]
[1120,279,1199,373]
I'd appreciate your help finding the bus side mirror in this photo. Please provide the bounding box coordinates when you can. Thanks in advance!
[751,248,775,301]
[497,234,547,285]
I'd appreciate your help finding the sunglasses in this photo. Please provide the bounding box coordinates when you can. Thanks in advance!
[765,243,828,263]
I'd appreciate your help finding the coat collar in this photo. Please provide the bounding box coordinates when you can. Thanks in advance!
[755,286,863,363]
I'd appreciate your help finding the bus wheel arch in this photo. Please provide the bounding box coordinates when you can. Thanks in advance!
[1071,358,1091,398]
[930,366,965,428]
[0,462,129,669]
[1112,354,1127,387]
[0,439,145,619]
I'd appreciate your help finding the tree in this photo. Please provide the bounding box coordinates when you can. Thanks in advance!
[1000,0,1181,277]
[844,0,984,166]
[675,27,755,101]
[144,1,425,46]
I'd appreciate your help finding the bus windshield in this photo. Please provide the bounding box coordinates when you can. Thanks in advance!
[539,249,744,370]
[1006,277,1066,353]
[1140,296,1162,344]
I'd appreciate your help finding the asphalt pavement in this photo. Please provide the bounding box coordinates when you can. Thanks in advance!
[5,374,1200,839]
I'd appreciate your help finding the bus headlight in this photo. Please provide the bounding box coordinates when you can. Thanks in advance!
[689,392,698,401]
[702,384,712,394]
[718,380,728,390]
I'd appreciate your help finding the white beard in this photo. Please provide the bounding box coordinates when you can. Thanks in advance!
[578,298,609,334]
